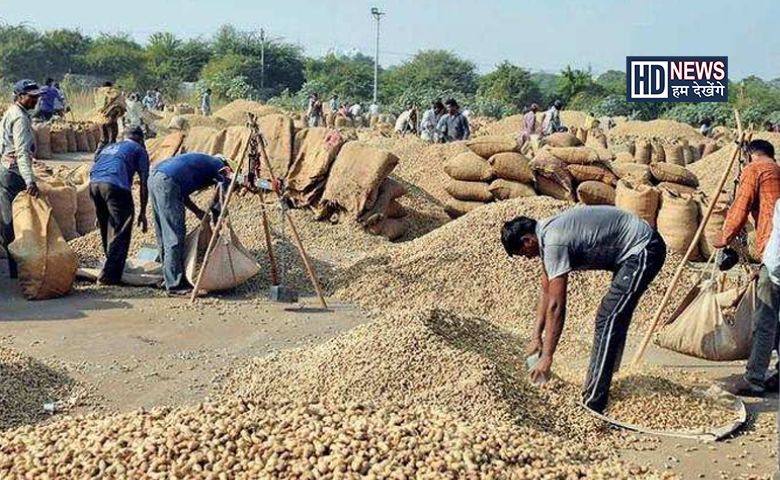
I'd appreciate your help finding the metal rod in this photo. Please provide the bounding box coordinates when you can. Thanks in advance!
[631,111,746,365]
[258,189,279,285]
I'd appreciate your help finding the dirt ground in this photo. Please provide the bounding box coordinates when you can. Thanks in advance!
[1,273,776,479]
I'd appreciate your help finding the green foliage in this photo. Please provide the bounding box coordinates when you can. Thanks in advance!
[566,91,602,113]
[595,70,626,95]
[386,85,468,116]
[0,25,49,82]
[42,29,91,76]
[83,34,146,79]
[661,102,733,126]
[304,53,375,104]
[477,62,541,110]
[199,54,258,100]
[767,111,780,125]
[592,95,633,117]
[556,66,595,104]
[382,50,478,103]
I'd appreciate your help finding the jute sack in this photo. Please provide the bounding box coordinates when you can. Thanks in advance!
[182,127,226,155]
[386,199,406,219]
[567,164,618,186]
[219,126,251,165]
[65,127,77,152]
[531,156,576,202]
[613,151,634,163]
[575,127,588,144]
[465,135,520,159]
[488,152,534,183]
[148,131,186,165]
[542,132,582,148]
[321,142,399,216]
[444,151,494,182]
[444,179,493,202]
[489,179,535,201]
[651,139,666,163]
[680,140,693,165]
[649,162,699,188]
[656,277,755,361]
[367,218,407,241]
[65,164,97,236]
[50,129,68,154]
[615,180,660,227]
[586,131,608,150]
[85,126,97,152]
[75,128,90,152]
[612,163,652,185]
[544,146,599,164]
[665,142,685,166]
[444,196,484,218]
[698,197,729,259]
[657,191,700,258]
[33,124,52,159]
[359,178,408,224]
[184,215,261,293]
[634,139,652,164]
[656,182,697,196]
[577,181,616,206]
[38,180,78,241]
[702,141,719,157]
[287,128,345,208]
[258,113,295,178]
[335,116,354,128]
[8,192,77,300]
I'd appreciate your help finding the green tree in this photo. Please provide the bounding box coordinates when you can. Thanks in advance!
[304,53,375,102]
[42,29,91,76]
[556,66,600,104]
[595,70,626,95]
[174,39,212,82]
[477,61,542,110]
[83,34,146,79]
[0,25,48,81]
[382,50,477,102]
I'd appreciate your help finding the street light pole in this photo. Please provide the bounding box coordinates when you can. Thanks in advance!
[371,7,385,105]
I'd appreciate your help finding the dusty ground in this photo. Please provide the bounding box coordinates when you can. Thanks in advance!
[1,272,776,479]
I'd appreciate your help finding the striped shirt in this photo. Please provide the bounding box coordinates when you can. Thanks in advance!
[0,103,36,185]
[721,159,780,256]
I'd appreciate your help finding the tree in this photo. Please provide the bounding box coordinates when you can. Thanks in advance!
[477,61,542,110]
[42,29,91,76]
[556,66,599,105]
[382,50,477,102]
[174,39,212,82]
[83,34,146,79]
[0,25,48,81]
[304,53,375,102]
[595,70,626,95]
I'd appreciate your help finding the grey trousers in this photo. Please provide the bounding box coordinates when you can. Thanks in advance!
[0,168,26,278]
[746,266,780,385]
[148,170,187,291]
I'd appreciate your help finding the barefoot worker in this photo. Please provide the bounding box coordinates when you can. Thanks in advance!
[501,206,666,413]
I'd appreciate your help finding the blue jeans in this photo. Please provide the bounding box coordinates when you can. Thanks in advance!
[149,170,187,291]
[746,266,780,385]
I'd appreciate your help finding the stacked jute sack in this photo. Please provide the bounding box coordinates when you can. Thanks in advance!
[614,136,720,166]
[442,135,537,218]
[31,163,98,241]
[532,143,618,207]
[611,161,709,259]
[32,121,101,159]
[314,139,408,241]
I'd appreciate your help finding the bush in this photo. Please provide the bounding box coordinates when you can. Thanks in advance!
[662,103,734,127]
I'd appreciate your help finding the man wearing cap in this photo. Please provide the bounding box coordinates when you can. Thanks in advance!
[89,126,150,285]
[0,79,41,278]
[149,153,231,295]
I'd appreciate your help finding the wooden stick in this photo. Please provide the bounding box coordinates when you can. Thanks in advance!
[631,126,746,365]
[258,189,279,285]
[189,160,244,304]
[256,135,328,309]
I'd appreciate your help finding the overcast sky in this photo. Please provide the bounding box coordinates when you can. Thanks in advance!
[1,0,777,80]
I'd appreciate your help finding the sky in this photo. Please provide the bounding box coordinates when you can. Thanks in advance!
[1,0,778,80]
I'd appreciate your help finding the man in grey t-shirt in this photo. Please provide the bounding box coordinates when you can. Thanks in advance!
[501,205,667,413]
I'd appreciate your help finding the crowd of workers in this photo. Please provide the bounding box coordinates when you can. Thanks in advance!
[0,78,231,296]
[1,79,779,468]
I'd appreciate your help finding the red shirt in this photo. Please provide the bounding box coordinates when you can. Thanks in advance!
[722,159,780,256]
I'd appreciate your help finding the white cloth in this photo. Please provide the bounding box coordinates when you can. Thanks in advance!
[394,110,414,132]
[763,200,780,285]
[420,108,440,142]
[349,104,362,117]
[125,99,144,127]
[369,103,379,116]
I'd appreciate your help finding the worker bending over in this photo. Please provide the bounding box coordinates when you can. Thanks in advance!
[149,153,231,295]
[502,206,666,413]
[89,126,149,285]
[713,139,780,396]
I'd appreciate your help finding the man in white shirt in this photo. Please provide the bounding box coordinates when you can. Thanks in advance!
[349,103,362,118]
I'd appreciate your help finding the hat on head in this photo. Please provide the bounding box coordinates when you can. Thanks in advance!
[13,79,41,96]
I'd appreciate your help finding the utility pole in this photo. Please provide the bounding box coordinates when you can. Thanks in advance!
[371,7,385,105]
[260,28,266,91]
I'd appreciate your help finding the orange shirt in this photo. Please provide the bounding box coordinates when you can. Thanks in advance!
[722,159,780,256]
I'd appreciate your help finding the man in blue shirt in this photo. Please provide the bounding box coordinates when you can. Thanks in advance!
[89,126,149,284]
[149,153,231,294]
[36,78,64,121]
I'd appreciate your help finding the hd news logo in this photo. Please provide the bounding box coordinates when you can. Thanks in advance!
[626,56,728,102]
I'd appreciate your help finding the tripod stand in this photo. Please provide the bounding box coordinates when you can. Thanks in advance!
[188,113,328,309]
